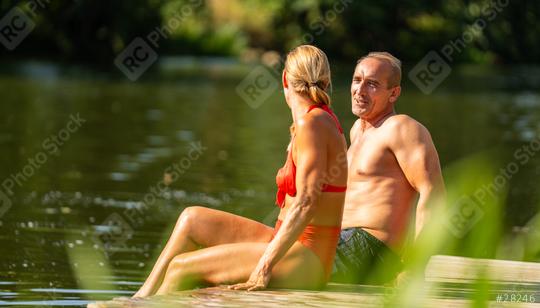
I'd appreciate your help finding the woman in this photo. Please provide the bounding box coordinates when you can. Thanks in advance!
[134,45,347,296]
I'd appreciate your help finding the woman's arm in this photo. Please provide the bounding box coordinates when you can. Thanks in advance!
[230,116,327,290]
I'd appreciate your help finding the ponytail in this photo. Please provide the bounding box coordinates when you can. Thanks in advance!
[308,84,331,106]
[284,45,332,107]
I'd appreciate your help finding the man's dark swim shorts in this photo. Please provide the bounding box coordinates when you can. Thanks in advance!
[330,227,403,284]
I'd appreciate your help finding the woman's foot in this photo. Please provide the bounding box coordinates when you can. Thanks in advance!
[112,296,132,301]
[132,289,150,298]
[88,296,145,308]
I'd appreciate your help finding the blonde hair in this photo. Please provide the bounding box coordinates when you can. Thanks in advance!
[284,45,332,106]
[357,52,401,88]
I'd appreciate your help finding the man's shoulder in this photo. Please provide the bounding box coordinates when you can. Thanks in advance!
[350,118,362,131]
[350,118,362,140]
[383,114,431,142]
[384,114,427,132]
[384,114,420,127]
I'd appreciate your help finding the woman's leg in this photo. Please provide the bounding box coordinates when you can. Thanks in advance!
[135,206,274,297]
[155,241,325,294]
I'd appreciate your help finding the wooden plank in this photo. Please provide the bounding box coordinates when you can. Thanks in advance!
[88,285,539,308]
[88,255,540,307]
[425,255,540,284]
[88,287,387,308]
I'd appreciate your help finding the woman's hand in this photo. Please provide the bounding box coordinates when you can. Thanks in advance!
[228,263,271,291]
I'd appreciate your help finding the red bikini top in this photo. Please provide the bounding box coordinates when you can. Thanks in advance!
[275,104,346,208]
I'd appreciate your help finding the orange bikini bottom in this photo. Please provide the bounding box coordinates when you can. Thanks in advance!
[272,219,341,279]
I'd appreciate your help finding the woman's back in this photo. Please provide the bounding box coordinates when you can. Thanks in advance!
[278,104,347,227]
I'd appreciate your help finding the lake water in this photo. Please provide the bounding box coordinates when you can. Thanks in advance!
[0,60,539,306]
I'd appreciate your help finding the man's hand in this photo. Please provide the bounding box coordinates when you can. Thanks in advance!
[228,264,271,291]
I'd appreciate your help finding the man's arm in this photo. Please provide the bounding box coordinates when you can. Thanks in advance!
[388,115,445,239]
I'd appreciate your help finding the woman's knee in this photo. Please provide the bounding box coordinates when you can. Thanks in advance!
[177,206,206,231]
[180,206,206,220]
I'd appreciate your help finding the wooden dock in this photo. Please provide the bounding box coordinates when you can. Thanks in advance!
[90,255,540,307]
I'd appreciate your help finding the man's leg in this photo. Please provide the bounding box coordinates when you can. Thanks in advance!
[135,206,274,297]
[155,241,325,294]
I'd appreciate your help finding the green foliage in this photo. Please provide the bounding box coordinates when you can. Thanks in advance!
[385,151,510,306]
[0,0,537,63]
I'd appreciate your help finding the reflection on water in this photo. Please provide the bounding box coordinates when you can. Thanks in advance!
[0,61,539,306]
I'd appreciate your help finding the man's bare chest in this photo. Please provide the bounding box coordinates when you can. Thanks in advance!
[348,132,399,177]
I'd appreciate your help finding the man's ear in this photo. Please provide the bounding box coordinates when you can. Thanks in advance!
[389,86,401,103]
[282,71,288,89]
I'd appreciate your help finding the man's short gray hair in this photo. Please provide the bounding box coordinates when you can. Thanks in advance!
[357,52,401,88]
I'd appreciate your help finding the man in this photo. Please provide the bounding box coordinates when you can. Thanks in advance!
[331,52,445,284]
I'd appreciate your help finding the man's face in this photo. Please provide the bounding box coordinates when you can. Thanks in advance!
[350,58,399,120]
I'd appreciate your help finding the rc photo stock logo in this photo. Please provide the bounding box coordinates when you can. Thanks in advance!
[0,1,51,50]
[408,51,452,95]
[114,0,203,81]
[236,65,279,109]
[408,0,509,94]
[0,7,34,50]
[444,195,484,239]
[114,37,158,82]
[0,189,12,218]
[92,212,134,259]
[235,0,354,110]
